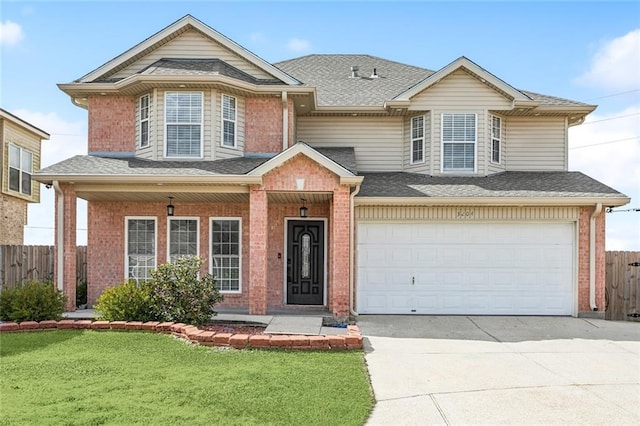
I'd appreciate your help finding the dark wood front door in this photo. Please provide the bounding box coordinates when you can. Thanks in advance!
[287,220,324,305]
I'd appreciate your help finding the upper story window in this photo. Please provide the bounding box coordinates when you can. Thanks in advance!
[442,113,476,172]
[491,115,501,164]
[165,92,203,158]
[139,94,150,148]
[411,115,425,164]
[222,94,237,148]
[8,144,33,196]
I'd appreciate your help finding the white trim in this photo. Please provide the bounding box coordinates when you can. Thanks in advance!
[221,94,237,148]
[8,143,34,196]
[124,216,158,281]
[166,217,200,263]
[283,217,328,306]
[490,114,502,164]
[209,216,243,294]
[440,112,477,174]
[163,91,204,159]
[410,115,426,164]
[139,94,150,148]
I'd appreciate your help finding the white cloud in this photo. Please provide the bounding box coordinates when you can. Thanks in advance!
[11,110,88,245]
[287,38,311,52]
[569,107,640,250]
[576,29,640,91]
[0,20,24,46]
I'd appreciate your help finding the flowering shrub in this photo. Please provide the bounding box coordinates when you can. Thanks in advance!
[146,256,223,325]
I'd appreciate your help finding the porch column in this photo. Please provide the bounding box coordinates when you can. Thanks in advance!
[54,183,77,311]
[249,186,268,315]
[331,186,351,318]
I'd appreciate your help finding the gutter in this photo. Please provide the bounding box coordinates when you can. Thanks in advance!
[52,181,64,292]
[589,203,603,311]
[355,196,630,208]
[349,183,362,318]
[282,91,288,150]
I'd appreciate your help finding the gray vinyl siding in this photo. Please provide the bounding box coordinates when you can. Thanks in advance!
[506,117,567,171]
[297,116,403,172]
[111,30,274,81]
[214,91,245,160]
[403,112,430,174]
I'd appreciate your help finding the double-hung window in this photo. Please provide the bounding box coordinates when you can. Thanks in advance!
[139,94,150,148]
[8,144,33,196]
[442,113,476,172]
[411,116,425,163]
[491,115,501,164]
[210,218,241,292]
[126,218,156,282]
[221,94,236,147]
[165,92,202,157]
[168,218,199,263]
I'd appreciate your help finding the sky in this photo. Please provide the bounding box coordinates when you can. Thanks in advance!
[1,0,639,250]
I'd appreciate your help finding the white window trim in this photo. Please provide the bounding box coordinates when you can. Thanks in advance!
[8,143,33,196]
[164,91,204,159]
[209,217,242,294]
[221,94,237,148]
[166,217,200,263]
[490,114,501,164]
[410,115,426,164]
[440,112,477,173]
[124,216,157,282]
[139,94,150,148]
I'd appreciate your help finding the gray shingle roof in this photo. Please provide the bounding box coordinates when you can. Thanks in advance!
[314,147,357,174]
[358,172,627,199]
[275,55,589,108]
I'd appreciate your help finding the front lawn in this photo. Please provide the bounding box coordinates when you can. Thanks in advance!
[1,330,373,425]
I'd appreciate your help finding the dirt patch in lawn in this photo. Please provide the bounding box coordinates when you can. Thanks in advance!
[200,323,266,335]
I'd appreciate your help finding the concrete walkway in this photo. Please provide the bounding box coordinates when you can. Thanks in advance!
[358,316,640,425]
[63,309,347,336]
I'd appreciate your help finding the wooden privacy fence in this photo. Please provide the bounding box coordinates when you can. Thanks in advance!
[0,245,87,290]
[605,251,640,322]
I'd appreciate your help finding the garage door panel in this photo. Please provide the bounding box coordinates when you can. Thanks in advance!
[357,222,574,315]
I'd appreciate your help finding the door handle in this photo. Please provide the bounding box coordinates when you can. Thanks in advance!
[412,276,415,285]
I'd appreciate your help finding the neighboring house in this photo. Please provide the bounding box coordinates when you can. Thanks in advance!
[0,109,50,245]
[36,15,629,318]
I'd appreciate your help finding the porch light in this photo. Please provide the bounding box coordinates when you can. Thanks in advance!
[299,198,308,218]
[167,196,175,217]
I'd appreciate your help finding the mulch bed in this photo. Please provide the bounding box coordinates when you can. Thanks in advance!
[200,323,266,335]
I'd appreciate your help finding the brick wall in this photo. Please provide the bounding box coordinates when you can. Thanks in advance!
[0,194,27,245]
[577,206,606,313]
[244,97,282,153]
[88,96,136,152]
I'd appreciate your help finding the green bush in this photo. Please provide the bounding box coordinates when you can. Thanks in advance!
[0,281,66,322]
[94,280,153,322]
[146,256,223,325]
[76,280,88,307]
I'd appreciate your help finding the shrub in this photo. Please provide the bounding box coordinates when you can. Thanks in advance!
[76,280,88,307]
[94,280,153,322]
[146,256,223,325]
[0,281,66,322]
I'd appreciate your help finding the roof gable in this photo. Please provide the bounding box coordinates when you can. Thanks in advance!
[78,15,299,85]
[392,57,535,107]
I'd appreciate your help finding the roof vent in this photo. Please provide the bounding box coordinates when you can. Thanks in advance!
[350,65,359,78]
[370,68,379,79]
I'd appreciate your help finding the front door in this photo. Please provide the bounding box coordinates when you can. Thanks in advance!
[287,220,324,305]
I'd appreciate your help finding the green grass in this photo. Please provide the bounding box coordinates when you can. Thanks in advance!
[0,330,373,425]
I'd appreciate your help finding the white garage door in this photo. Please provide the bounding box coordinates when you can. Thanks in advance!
[357,222,574,315]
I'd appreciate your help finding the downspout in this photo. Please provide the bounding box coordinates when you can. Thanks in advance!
[349,183,362,317]
[589,203,602,311]
[282,91,288,150]
[53,181,64,292]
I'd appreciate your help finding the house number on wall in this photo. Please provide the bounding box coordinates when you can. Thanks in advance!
[456,209,474,219]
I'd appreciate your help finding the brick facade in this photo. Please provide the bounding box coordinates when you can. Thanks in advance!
[0,194,27,245]
[88,96,135,152]
[245,97,283,153]
[577,206,606,313]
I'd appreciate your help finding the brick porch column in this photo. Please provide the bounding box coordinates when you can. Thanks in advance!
[54,183,77,311]
[249,186,268,314]
[330,186,351,318]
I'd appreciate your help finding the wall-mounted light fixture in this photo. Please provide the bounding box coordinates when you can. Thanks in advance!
[299,198,308,218]
[167,196,175,217]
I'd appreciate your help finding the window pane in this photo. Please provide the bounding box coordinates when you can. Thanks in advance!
[21,151,33,173]
[127,219,156,280]
[211,219,241,291]
[166,92,201,157]
[9,145,20,168]
[21,172,31,195]
[169,219,197,262]
[9,168,20,191]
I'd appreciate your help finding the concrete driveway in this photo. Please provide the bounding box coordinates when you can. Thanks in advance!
[358,316,640,425]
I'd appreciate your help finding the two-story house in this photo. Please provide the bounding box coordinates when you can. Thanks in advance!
[36,15,629,318]
[1,109,50,245]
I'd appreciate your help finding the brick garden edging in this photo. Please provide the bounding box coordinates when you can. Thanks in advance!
[0,320,364,350]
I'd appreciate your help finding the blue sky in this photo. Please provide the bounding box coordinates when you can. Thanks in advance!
[1,1,639,249]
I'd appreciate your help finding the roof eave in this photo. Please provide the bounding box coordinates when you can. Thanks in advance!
[34,173,263,186]
[0,109,51,140]
[355,196,631,208]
